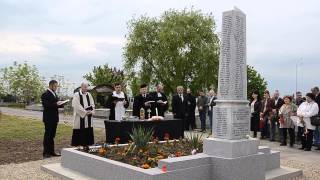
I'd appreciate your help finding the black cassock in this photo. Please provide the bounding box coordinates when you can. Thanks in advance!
[106,92,129,120]
[132,94,153,119]
[149,91,168,117]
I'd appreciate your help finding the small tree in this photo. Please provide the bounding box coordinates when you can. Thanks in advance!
[1,62,45,104]
[247,65,268,99]
[84,64,125,86]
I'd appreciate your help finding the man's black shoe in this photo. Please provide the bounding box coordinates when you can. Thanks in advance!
[51,152,61,157]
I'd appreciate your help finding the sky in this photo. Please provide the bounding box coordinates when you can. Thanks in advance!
[0,0,319,96]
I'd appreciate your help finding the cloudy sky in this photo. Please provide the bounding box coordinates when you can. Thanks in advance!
[0,0,319,95]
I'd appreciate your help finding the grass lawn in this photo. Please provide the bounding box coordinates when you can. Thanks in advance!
[0,113,105,165]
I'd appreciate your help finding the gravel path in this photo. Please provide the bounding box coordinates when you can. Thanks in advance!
[0,157,60,180]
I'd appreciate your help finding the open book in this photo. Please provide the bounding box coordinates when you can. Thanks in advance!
[57,99,70,106]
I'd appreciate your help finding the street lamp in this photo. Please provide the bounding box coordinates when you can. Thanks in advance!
[295,58,303,97]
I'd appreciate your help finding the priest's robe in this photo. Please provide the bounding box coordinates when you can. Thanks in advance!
[106,91,129,120]
[149,91,168,117]
[71,91,95,146]
[132,94,153,119]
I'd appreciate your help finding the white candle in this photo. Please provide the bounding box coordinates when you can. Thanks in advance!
[156,108,158,116]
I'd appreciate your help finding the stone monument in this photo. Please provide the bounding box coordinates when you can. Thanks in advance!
[202,7,302,180]
[42,8,302,180]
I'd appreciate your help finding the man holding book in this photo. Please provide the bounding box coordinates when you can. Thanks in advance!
[41,80,66,158]
[71,82,95,149]
[106,83,129,120]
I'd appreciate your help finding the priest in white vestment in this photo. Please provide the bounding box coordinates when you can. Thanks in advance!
[106,83,129,120]
[71,83,95,148]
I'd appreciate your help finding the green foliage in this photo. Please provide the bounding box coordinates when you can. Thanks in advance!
[186,132,204,151]
[123,8,220,94]
[247,65,268,99]
[84,64,125,86]
[130,126,154,150]
[0,62,45,104]
[0,79,4,98]
[129,76,141,97]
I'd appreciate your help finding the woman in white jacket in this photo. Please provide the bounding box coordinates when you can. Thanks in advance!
[297,93,319,151]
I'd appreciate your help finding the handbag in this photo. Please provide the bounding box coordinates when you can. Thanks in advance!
[279,116,285,125]
[310,115,320,126]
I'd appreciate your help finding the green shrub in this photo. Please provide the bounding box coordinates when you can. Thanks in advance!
[130,126,154,150]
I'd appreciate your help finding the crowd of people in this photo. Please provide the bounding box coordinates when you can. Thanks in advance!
[40,79,320,158]
[250,87,320,151]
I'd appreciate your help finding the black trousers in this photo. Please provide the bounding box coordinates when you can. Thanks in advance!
[297,126,304,144]
[174,115,185,138]
[43,121,58,155]
[281,128,295,145]
[301,129,314,150]
[185,116,196,130]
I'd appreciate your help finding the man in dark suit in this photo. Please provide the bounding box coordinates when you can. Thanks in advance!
[132,84,153,119]
[149,83,168,117]
[172,86,187,133]
[185,88,196,130]
[260,90,275,140]
[271,90,284,142]
[207,90,217,131]
[41,80,63,158]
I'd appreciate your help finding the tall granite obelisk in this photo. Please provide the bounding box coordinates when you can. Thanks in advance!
[213,7,250,140]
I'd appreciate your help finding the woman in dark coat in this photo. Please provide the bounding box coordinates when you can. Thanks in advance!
[250,90,262,138]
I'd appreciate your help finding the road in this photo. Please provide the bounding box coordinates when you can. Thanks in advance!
[0,107,106,128]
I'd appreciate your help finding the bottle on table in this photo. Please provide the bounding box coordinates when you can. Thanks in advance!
[140,108,145,120]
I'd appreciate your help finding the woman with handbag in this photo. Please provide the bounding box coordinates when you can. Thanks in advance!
[297,93,319,151]
[279,96,297,147]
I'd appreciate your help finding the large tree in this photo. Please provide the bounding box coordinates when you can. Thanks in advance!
[0,62,45,104]
[84,64,125,86]
[247,65,268,99]
[123,8,220,94]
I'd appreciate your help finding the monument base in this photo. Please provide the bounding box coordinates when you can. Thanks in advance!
[42,139,302,180]
[203,138,259,158]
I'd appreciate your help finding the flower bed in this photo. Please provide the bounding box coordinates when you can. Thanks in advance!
[78,127,204,170]
[83,139,203,169]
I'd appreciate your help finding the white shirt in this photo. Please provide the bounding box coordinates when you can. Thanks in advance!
[251,100,256,114]
[179,94,184,102]
[297,101,319,130]
[47,88,56,97]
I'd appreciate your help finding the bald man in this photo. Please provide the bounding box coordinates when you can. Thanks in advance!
[172,86,187,134]
[71,82,95,149]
